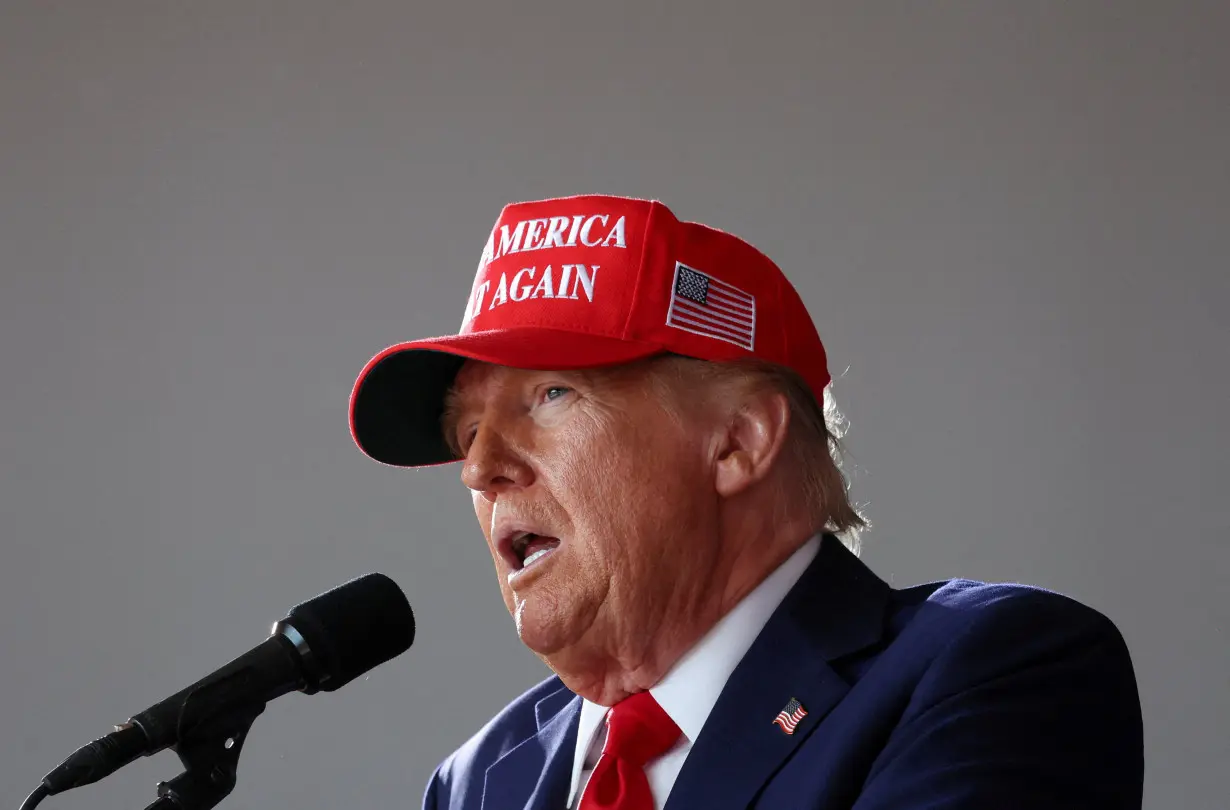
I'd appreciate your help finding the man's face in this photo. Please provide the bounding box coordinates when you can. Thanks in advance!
[444,358,723,674]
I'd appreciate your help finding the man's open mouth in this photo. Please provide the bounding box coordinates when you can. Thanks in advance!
[511,532,561,569]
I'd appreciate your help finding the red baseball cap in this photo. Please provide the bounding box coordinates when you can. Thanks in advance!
[349,194,830,467]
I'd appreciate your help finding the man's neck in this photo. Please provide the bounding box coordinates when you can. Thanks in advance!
[554,515,820,705]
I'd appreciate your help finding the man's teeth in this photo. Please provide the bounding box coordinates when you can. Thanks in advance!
[523,547,553,567]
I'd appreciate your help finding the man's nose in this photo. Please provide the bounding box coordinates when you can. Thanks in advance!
[460,422,534,499]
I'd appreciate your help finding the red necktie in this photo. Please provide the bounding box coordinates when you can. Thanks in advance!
[579,691,682,810]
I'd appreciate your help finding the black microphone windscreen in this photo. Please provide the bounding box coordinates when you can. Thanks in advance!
[286,572,415,691]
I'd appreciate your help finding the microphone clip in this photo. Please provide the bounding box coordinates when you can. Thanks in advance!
[141,701,267,810]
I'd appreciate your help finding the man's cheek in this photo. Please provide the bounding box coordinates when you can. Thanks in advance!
[472,495,493,539]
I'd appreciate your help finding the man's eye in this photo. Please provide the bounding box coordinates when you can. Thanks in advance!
[543,386,570,402]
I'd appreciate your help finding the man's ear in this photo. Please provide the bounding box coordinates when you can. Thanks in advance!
[713,390,791,498]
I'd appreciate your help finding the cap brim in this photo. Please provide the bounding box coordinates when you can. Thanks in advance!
[349,327,665,467]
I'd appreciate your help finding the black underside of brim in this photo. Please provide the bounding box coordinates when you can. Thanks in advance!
[353,349,468,467]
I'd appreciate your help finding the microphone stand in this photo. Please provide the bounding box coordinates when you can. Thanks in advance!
[140,702,267,810]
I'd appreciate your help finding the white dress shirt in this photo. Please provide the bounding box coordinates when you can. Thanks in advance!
[564,533,822,809]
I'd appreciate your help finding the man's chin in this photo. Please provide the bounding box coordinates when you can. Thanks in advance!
[513,606,570,656]
[512,593,595,661]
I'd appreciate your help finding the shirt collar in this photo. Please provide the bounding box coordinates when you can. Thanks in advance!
[568,534,822,797]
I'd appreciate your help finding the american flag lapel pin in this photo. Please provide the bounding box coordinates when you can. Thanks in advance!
[772,697,808,735]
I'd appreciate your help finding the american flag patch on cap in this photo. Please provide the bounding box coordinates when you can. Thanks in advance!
[772,697,808,735]
[666,262,756,350]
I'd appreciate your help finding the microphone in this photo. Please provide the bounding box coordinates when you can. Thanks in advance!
[36,572,415,797]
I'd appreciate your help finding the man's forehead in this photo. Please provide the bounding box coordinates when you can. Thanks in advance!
[444,360,501,416]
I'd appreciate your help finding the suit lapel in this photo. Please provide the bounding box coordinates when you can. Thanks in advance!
[481,685,581,810]
[665,535,890,810]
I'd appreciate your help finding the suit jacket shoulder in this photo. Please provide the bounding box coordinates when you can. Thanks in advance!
[864,576,1132,700]
[426,675,571,810]
[811,577,1142,809]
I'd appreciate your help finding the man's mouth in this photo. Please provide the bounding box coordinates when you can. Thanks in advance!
[511,531,561,570]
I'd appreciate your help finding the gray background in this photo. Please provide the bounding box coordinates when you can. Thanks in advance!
[2,2,1226,808]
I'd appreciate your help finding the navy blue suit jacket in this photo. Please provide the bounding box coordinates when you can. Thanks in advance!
[423,536,1143,809]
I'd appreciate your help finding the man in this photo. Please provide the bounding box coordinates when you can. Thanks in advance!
[348,195,1144,809]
